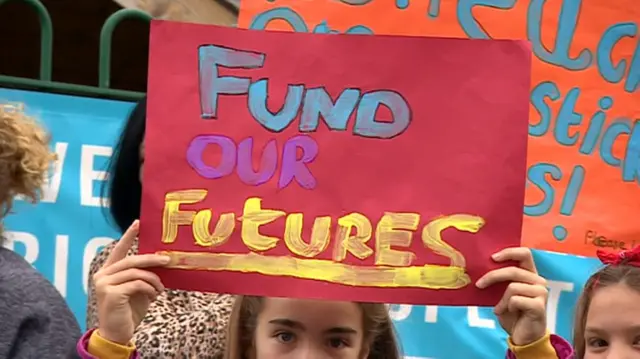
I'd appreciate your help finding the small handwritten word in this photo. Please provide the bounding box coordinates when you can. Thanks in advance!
[198,44,411,139]
[585,230,630,250]
[160,189,486,289]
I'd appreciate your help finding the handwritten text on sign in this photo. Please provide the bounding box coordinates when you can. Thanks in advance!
[140,21,531,305]
[238,0,640,257]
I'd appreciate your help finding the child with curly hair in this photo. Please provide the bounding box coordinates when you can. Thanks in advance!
[0,105,81,359]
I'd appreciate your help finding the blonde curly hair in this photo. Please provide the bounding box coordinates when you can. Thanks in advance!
[0,104,56,218]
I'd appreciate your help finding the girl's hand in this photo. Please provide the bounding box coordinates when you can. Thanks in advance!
[476,247,548,346]
[93,220,170,345]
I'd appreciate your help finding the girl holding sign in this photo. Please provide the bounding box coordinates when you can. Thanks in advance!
[77,220,573,359]
[86,98,234,358]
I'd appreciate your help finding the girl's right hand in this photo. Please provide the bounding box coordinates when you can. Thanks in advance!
[93,220,170,345]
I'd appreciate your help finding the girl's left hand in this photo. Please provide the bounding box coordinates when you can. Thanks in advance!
[475,247,548,346]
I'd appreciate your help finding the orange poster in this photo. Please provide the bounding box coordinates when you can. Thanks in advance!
[238,0,640,257]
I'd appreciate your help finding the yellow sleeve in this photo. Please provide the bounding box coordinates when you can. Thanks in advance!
[508,333,558,359]
[87,330,136,359]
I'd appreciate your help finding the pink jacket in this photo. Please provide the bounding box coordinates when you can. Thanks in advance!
[76,329,575,359]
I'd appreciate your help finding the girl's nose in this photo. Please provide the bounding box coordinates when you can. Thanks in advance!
[297,345,331,359]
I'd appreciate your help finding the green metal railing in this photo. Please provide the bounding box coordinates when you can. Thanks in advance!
[99,8,152,89]
[0,0,149,101]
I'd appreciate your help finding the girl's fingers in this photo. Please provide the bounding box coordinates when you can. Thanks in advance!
[503,295,546,317]
[98,268,165,293]
[104,220,140,267]
[476,266,546,289]
[494,282,547,315]
[113,279,159,300]
[99,254,170,277]
[491,247,537,274]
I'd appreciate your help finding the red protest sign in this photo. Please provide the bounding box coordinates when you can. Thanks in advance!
[139,20,531,305]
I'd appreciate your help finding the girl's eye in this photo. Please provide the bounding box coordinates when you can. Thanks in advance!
[633,336,640,345]
[587,337,608,348]
[275,332,295,344]
[328,337,348,349]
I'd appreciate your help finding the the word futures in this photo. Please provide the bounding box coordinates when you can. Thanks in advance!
[160,189,486,289]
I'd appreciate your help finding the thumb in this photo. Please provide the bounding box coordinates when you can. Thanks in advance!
[494,296,508,316]
[507,296,546,321]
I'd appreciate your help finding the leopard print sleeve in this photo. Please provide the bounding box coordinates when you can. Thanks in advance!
[134,291,234,358]
[85,237,235,358]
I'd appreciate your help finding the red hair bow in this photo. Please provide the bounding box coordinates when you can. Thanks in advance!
[597,245,640,267]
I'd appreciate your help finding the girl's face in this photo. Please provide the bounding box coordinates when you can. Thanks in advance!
[584,283,640,358]
[253,298,368,359]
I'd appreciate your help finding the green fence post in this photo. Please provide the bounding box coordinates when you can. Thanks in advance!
[99,9,152,89]
[0,0,53,81]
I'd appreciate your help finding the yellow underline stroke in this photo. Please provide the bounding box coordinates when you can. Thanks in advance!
[158,251,471,289]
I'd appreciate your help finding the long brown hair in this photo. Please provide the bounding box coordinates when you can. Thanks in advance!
[224,296,402,359]
[573,264,640,357]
